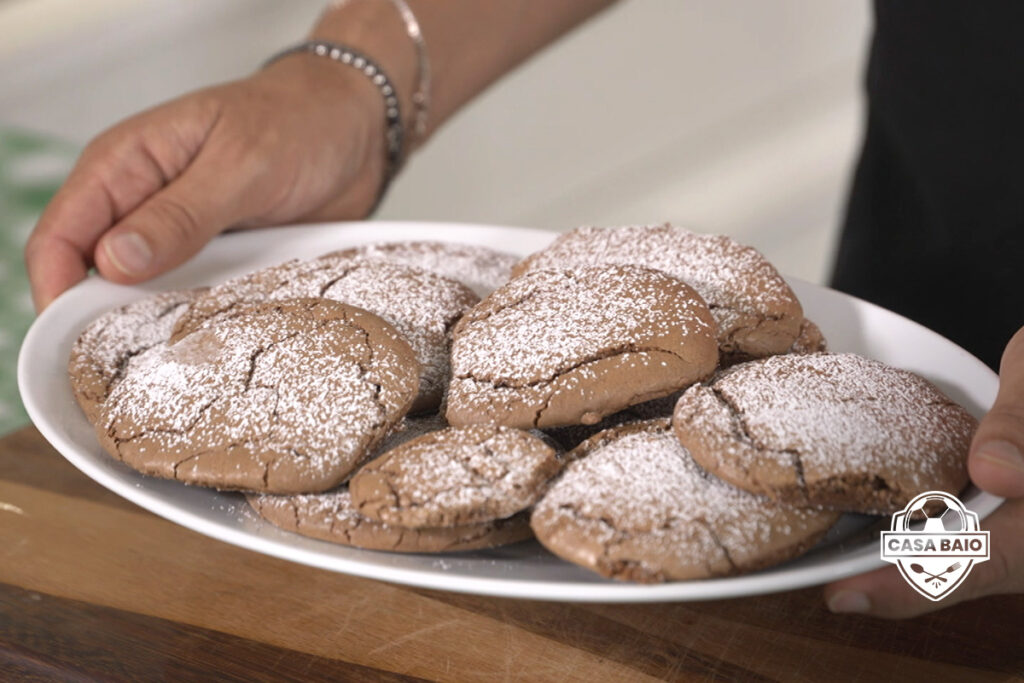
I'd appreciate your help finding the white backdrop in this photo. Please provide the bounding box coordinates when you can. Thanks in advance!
[0,0,870,283]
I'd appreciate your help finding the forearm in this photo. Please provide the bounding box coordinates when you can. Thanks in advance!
[309,0,618,144]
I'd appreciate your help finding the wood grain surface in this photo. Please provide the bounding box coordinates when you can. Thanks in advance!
[1,425,1022,682]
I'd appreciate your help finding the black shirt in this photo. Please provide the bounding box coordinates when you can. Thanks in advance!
[832,0,1024,370]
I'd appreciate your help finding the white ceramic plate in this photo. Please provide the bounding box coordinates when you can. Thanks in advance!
[18,221,1003,602]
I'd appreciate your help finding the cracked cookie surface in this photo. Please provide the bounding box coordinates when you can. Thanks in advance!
[530,419,839,582]
[788,318,827,355]
[245,415,532,552]
[446,265,718,429]
[543,393,681,451]
[68,288,208,424]
[246,489,532,553]
[349,425,561,527]
[323,241,518,297]
[722,317,827,367]
[171,255,479,412]
[97,298,420,494]
[511,224,803,359]
[672,353,975,514]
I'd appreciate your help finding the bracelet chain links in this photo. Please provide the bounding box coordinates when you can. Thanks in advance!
[387,0,430,141]
[263,39,404,211]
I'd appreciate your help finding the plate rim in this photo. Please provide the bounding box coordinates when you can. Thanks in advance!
[17,219,1005,603]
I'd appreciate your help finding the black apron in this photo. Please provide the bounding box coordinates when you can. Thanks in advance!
[832,0,1024,370]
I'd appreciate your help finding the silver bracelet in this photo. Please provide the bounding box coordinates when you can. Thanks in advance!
[386,0,430,141]
[263,40,404,209]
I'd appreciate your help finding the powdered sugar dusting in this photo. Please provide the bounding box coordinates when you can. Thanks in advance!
[99,300,419,492]
[532,420,836,579]
[317,260,478,409]
[248,416,450,528]
[69,288,206,416]
[516,224,802,354]
[680,353,975,496]
[548,424,825,540]
[322,241,518,296]
[247,488,533,552]
[172,258,334,331]
[350,425,560,526]
[174,255,478,411]
[260,488,366,528]
[452,266,714,383]
[345,413,449,476]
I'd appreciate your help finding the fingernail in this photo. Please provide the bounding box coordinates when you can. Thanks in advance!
[827,590,870,614]
[104,232,152,275]
[975,440,1024,475]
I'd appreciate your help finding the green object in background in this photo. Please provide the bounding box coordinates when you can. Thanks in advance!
[0,129,75,435]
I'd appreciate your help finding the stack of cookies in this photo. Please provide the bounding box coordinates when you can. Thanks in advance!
[70,226,976,583]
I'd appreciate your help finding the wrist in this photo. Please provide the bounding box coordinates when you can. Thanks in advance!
[257,45,386,151]
[311,0,420,145]
[255,50,389,216]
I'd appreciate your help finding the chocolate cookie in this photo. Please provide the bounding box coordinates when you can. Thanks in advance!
[512,224,803,358]
[171,255,478,412]
[324,241,518,296]
[376,413,450,452]
[349,425,561,527]
[789,318,827,355]
[247,489,532,553]
[446,265,718,429]
[543,393,681,451]
[97,298,420,493]
[672,353,975,514]
[722,317,827,367]
[530,419,840,582]
[68,288,207,423]
[244,415,534,552]
[341,412,451,484]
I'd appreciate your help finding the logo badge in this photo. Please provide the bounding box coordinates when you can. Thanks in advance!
[881,491,990,601]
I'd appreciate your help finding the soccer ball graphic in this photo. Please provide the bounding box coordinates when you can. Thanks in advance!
[884,491,989,601]
[906,494,967,532]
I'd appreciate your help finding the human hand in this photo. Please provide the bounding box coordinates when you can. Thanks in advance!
[824,326,1024,617]
[24,55,388,312]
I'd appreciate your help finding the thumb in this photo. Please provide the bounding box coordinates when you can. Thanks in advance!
[823,498,1024,618]
[968,326,1024,498]
[823,329,1024,618]
[93,151,249,284]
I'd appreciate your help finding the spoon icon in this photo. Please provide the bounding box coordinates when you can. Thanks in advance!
[910,562,964,586]
[910,563,947,582]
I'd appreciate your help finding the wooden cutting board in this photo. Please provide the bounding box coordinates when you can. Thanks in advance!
[1,425,1020,681]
